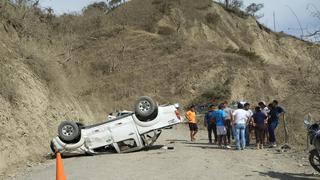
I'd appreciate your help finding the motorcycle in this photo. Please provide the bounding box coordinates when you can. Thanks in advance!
[304,115,320,172]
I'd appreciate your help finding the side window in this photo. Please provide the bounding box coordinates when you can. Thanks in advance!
[117,138,138,151]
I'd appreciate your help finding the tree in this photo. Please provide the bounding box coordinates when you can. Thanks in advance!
[225,0,229,8]
[245,3,264,19]
[82,1,109,14]
[107,0,124,10]
[230,0,243,9]
[305,4,320,42]
[221,0,243,9]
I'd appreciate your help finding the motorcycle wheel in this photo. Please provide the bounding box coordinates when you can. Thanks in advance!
[309,149,320,173]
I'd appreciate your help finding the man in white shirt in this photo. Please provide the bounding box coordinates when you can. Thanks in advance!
[232,103,250,150]
[258,101,270,116]
[258,101,270,145]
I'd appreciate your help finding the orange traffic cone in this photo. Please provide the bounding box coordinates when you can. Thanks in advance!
[56,153,67,180]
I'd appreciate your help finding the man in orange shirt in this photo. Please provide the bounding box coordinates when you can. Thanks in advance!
[186,105,198,141]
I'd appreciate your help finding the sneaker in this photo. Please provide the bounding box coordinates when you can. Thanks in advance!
[269,143,277,148]
[226,145,231,149]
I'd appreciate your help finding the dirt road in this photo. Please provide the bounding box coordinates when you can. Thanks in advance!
[10,125,319,180]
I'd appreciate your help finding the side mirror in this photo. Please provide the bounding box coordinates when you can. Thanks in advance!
[304,114,312,126]
[174,103,180,109]
[304,118,311,126]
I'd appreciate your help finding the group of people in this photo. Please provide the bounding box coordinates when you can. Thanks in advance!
[185,100,285,150]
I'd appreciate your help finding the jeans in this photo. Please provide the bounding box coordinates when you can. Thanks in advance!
[245,125,250,146]
[232,125,236,140]
[207,123,217,143]
[268,121,278,144]
[225,119,233,144]
[235,123,246,149]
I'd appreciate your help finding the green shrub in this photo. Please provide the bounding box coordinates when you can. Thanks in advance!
[201,84,231,101]
[205,12,221,25]
[186,83,231,110]
[225,47,265,64]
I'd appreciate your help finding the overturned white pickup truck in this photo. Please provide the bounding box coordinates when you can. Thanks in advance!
[50,96,181,156]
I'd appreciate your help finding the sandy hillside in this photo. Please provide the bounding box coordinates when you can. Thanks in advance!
[0,0,320,176]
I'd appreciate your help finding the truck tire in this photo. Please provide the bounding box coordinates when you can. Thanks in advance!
[134,96,158,121]
[58,121,80,143]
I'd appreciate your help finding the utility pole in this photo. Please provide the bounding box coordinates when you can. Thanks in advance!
[273,11,276,32]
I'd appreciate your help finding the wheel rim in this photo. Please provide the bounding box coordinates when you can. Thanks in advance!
[62,125,74,136]
[313,155,320,166]
[139,100,151,112]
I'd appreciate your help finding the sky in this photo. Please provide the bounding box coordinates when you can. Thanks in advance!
[39,0,320,39]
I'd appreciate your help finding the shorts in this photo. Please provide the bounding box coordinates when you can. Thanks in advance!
[188,123,198,131]
[216,126,227,135]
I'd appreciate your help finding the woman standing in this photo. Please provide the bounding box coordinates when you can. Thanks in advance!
[252,106,267,149]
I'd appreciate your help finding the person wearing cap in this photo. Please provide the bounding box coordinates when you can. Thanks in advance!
[186,105,198,142]
[204,104,217,144]
[258,101,270,116]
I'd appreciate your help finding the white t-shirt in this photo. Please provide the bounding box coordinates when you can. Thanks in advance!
[261,107,270,116]
[247,109,253,119]
[232,109,250,124]
[224,107,233,120]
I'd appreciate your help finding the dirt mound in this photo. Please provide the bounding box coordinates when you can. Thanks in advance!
[0,0,319,177]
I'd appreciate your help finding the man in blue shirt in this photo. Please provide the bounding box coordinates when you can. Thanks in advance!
[210,104,230,149]
[204,104,217,144]
[268,100,285,147]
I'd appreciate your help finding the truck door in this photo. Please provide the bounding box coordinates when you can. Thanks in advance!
[110,117,143,152]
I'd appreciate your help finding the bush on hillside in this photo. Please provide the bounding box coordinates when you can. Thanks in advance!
[83,2,109,14]
[201,84,231,101]
[0,0,54,40]
[186,82,232,110]
[225,47,264,64]
[205,12,221,25]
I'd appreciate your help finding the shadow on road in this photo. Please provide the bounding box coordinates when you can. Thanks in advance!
[186,145,225,150]
[144,145,164,150]
[182,142,216,146]
[166,139,188,142]
[184,143,260,151]
[255,171,319,180]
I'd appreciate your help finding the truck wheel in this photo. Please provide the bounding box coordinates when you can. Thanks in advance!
[58,121,80,143]
[134,96,158,121]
